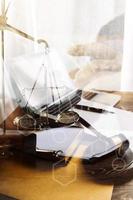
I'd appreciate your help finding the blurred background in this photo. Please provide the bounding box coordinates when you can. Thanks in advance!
[1,0,126,90]
[0,0,128,122]
[1,0,125,54]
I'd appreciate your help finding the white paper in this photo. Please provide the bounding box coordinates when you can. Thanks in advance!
[36,128,95,157]
[36,127,120,159]
[76,98,133,148]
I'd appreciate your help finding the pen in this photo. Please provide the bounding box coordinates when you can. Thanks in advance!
[74,104,114,114]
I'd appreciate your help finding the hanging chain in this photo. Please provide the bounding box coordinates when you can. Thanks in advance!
[25,46,49,110]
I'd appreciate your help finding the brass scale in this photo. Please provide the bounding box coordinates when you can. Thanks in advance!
[0,0,82,131]
[0,0,102,134]
[0,0,130,172]
[0,0,92,141]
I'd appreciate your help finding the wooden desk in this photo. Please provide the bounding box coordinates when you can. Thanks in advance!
[0,92,133,200]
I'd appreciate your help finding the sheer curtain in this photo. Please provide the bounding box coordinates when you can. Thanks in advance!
[2,0,125,56]
[121,0,133,91]
[0,0,126,99]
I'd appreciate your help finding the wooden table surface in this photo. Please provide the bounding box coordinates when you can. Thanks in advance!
[0,92,133,200]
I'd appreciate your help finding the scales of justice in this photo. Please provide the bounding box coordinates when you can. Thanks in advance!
[0,0,82,156]
[0,0,132,181]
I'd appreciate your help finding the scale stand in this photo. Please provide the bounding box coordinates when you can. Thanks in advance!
[0,0,49,136]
